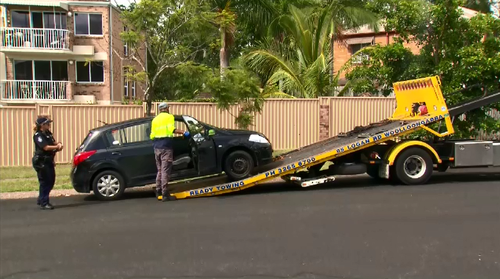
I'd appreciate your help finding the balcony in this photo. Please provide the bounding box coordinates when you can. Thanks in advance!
[2,80,71,101]
[0,27,70,52]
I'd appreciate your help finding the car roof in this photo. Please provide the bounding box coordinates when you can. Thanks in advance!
[91,115,187,132]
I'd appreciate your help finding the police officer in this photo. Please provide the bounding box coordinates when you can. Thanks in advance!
[32,116,63,210]
[150,102,189,202]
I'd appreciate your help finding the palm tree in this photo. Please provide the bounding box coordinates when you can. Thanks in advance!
[208,0,277,74]
[242,0,379,98]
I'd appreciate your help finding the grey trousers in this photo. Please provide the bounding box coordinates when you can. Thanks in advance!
[154,148,173,196]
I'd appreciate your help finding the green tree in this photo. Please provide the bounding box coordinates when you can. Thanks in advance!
[204,68,265,129]
[120,0,216,115]
[242,1,379,98]
[205,0,277,75]
[344,0,500,137]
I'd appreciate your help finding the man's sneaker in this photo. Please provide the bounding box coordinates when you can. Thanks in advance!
[40,204,54,210]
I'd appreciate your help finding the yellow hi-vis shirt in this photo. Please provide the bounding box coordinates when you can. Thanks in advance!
[150,112,175,140]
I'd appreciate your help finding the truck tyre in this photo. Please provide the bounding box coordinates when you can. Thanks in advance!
[224,150,254,181]
[92,170,126,201]
[394,147,433,185]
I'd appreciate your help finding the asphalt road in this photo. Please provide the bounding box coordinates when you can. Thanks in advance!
[1,169,500,279]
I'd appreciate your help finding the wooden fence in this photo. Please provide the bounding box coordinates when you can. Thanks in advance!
[0,97,497,167]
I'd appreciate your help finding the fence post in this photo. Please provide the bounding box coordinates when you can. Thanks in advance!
[35,103,40,117]
[319,98,330,140]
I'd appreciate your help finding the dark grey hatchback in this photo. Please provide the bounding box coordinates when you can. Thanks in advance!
[70,115,274,200]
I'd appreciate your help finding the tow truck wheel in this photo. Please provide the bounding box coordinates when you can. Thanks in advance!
[394,147,433,185]
[92,170,126,201]
[224,150,254,181]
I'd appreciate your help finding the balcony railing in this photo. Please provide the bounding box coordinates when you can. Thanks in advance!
[1,27,69,51]
[2,80,71,101]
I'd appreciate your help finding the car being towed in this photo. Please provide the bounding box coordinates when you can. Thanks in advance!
[70,115,274,200]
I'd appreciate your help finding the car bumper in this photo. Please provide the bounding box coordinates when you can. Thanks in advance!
[70,166,92,193]
[252,143,274,166]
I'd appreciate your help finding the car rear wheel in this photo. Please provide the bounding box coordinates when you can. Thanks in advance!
[92,170,125,201]
[224,150,254,181]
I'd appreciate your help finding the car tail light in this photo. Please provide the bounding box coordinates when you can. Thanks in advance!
[73,150,97,167]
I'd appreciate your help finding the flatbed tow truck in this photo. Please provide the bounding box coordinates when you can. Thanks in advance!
[171,76,500,200]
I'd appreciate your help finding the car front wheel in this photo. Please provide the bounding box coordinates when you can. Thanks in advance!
[92,170,126,201]
[224,150,254,181]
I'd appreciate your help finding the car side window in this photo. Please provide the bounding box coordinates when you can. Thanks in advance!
[106,122,151,147]
[122,122,151,144]
[106,129,124,147]
[183,116,206,136]
[174,120,188,138]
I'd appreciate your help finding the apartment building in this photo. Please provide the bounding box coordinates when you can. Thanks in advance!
[334,6,479,95]
[0,0,145,105]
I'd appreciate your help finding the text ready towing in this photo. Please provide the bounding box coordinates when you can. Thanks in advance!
[171,76,500,200]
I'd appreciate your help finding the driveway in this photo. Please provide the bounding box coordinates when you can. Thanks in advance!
[1,169,499,279]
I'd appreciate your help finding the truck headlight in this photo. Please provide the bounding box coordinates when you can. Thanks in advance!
[249,134,269,144]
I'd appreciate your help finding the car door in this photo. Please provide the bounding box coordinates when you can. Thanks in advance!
[106,121,157,185]
[171,119,194,171]
[183,116,217,175]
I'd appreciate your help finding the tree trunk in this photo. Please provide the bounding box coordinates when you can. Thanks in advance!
[145,99,153,117]
[220,29,229,76]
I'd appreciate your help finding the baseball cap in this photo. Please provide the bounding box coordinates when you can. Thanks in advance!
[36,117,53,125]
[158,102,169,110]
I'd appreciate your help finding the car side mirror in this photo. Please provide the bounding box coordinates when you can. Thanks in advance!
[208,129,215,137]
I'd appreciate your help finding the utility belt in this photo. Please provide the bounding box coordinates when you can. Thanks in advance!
[32,153,54,171]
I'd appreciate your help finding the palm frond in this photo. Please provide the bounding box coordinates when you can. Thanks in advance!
[267,69,305,97]
[242,49,301,84]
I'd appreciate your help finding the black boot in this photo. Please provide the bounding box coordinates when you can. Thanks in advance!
[162,193,177,202]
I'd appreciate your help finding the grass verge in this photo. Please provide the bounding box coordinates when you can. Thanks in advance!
[0,164,74,193]
[0,150,293,193]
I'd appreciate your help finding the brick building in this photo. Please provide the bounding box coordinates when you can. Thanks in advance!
[334,6,479,95]
[0,0,146,105]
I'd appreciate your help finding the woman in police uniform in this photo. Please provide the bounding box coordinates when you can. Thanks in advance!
[32,116,63,210]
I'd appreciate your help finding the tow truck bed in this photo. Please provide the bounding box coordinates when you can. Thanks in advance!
[275,120,401,166]
[169,120,402,194]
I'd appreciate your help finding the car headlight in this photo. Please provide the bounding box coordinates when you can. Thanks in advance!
[249,134,269,144]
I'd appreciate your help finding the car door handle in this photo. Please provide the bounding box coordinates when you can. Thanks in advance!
[112,152,121,155]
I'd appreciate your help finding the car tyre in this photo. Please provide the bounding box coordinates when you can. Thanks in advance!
[224,150,254,181]
[92,170,126,201]
[394,147,433,185]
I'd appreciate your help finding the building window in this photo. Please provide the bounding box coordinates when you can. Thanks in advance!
[123,27,128,56]
[124,75,128,97]
[131,80,136,98]
[350,43,371,63]
[11,11,29,28]
[74,13,102,35]
[13,60,68,81]
[76,61,104,83]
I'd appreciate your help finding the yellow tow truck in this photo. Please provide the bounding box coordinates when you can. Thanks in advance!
[172,76,500,199]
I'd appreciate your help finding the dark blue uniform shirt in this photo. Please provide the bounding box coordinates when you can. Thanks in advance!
[33,130,56,158]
